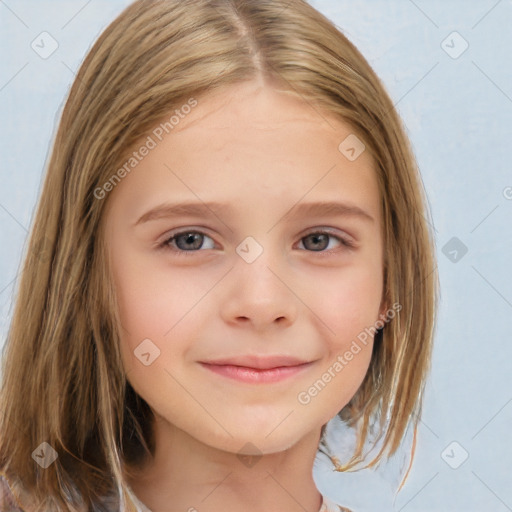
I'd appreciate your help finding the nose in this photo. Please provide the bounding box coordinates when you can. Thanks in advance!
[219,251,298,331]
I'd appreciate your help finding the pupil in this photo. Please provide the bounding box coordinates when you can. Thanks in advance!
[307,233,327,251]
[177,233,202,250]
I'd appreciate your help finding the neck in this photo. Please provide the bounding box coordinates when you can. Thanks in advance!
[126,417,324,512]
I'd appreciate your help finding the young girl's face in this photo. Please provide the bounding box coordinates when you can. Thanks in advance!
[104,80,386,456]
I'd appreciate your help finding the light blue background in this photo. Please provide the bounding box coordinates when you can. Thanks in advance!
[1,1,511,511]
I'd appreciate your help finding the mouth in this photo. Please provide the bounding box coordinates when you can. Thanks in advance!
[198,355,315,384]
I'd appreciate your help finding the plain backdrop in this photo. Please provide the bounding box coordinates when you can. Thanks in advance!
[1,1,511,511]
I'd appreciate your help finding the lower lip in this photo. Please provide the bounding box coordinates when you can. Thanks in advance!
[199,362,312,384]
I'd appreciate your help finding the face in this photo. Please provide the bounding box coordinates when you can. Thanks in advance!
[103,80,387,456]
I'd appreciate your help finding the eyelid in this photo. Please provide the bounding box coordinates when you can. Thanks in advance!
[296,228,356,251]
[157,225,357,255]
[158,227,217,253]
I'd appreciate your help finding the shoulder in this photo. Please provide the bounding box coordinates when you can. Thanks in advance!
[0,473,25,511]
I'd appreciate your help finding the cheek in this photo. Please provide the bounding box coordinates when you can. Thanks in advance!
[112,264,199,412]
[313,263,383,343]
[112,256,225,387]
[292,264,381,419]
[113,258,206,342]
[111,258,198,379]
[115,276,175,342]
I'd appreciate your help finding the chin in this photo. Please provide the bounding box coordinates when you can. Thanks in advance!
[201,420,314,456]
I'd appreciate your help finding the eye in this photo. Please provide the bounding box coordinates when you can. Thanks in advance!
[159,230,215,255]
[297,230,354,253]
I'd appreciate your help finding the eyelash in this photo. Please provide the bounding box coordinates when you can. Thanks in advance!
[158,229,355,257]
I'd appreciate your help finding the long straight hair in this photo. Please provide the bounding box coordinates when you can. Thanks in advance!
[0,0,438,510]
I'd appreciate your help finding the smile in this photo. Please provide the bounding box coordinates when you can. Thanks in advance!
[198,362,314,384]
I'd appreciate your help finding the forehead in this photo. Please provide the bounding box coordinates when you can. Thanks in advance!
[104,80,381,225]
[179,80,334,126]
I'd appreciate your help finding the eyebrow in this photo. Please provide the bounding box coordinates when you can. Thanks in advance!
[134,200,374,226]
[134,201,233,226]
[284,201,374,223]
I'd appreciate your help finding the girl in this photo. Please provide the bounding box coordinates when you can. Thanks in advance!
[0,0,438,511]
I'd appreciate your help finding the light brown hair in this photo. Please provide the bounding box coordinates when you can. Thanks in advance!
[0,0,438,510]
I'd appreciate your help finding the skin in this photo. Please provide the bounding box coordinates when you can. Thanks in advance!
[103,78,388,512]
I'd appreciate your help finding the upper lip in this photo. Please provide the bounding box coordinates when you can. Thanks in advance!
[200,355,311,370]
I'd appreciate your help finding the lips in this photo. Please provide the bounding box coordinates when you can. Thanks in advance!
[200,354,310,370]
[198,355,315,384]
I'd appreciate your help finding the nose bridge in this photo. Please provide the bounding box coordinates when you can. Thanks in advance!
[235,237,285,296]
[221,236,297,327]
